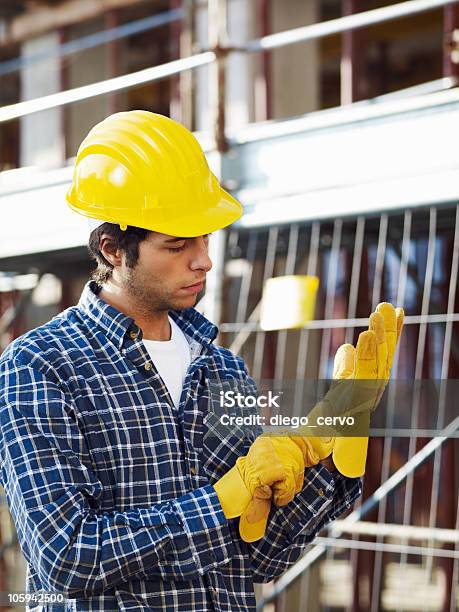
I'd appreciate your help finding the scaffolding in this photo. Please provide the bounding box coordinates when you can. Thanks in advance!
[0,1,459,610]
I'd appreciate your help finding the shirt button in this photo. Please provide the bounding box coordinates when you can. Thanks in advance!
[190,467,197,475]
[144,362,152,371]
[318,488,325,497]
[130,330,138,340]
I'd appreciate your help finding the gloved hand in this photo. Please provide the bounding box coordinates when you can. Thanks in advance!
[240,302,404,542]
[238,435,321,542]
[213,435,306,524]
[293,302,404,477]
[238,336,352,544]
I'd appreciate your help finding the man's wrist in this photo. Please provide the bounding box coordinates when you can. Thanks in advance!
[319,456,337,473]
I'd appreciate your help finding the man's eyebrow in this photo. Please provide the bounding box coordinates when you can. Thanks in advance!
[163,236,187,243]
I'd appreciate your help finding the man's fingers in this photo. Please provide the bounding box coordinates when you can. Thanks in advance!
[294,470,305,495]
[289,435,321,467]
[272,477,296,506]
[396,307,405,342]
[376,302,397,374]
[332,435,369,478]
[244,495,272,524]
[355,330,377,379]
[239,501,271,542]
[253,484,272,500]
[369,311,388,380]
[333,343,355,380]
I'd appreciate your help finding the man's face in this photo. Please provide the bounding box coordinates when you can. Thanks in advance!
[120,232,212,312]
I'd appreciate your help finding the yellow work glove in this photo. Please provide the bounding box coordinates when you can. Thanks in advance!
[213,435,305,527]
[219,304,404,542]
[239,333,355,543]
[331,302,404,476]
[294,302,404,477]
[238,435,320,542]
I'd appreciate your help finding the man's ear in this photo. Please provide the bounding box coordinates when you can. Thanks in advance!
[99,234,123,268]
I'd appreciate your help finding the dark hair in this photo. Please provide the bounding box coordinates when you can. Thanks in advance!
[87,223,151,285]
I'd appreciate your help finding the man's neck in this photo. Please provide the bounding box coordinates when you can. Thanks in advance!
[98,283,171,341]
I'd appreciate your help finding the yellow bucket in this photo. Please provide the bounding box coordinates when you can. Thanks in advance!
[260,275,319,331]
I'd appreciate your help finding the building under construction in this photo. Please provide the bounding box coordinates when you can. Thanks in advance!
[0,0,459,610]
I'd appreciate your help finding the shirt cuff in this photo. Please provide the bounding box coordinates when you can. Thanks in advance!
[274,464,337,542]
[172,484,235,575]
[325,471,362,522]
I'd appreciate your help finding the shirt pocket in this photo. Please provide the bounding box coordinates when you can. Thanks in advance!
[75,382,186,507]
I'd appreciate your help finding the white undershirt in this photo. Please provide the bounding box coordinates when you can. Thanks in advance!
[143,316,191,409]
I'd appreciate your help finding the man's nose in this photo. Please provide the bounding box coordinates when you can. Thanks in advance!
[189,236,213,272]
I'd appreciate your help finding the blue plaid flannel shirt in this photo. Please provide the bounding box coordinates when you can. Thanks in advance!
[0,281,361,611]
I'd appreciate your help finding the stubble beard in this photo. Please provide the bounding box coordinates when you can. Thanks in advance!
[123,266,193,314]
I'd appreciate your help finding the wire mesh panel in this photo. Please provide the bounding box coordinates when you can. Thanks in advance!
[219,203,459,612]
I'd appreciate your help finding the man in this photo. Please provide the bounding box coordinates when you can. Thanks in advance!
[0,111,364,611]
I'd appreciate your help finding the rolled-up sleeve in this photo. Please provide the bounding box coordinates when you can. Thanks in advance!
[0,359,234,598]
[246,464,362,583]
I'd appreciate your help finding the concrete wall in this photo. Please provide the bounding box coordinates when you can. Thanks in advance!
[65,18,125,157]
[269,0,320,118]
[20,32,64,168]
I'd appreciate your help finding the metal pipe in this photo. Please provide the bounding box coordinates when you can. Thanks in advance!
[368,428,459,438]
[220,312,459,333]
[274,225,299,382]
[177,0,195,128]
[1,3,457,126]
[341,0,363,105]
[331,520,459,543]
[318,219,343,379]
[400,208,437,572]
[0,8,185,77]
[252,227,278,380]
[443,3,459,78]
[0,61,457,131]
[345,216,365,344]
[0,52,216,124]
[229,84,459,146]
[371,209,412,609]
[246,0,459,53]
[312,536,459,559]
[292,222,320,418]
[208,0,229,152]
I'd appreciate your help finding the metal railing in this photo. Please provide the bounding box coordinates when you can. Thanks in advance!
[0,8,184,77]
[0,0,458,135]
[222,205,459,610]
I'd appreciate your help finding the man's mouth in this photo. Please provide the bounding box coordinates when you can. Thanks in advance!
[181,279,205,293]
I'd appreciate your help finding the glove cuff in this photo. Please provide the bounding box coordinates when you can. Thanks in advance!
[213,461,252,519]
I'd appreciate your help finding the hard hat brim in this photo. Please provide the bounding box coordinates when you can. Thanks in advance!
[66,186,243,237]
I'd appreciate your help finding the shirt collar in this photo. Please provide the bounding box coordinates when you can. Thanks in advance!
[77,280,218,350]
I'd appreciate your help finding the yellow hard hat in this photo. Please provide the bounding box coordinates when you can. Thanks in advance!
[66,110,243,237]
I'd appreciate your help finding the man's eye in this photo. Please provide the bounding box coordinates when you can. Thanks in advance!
[167,244,186,252]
